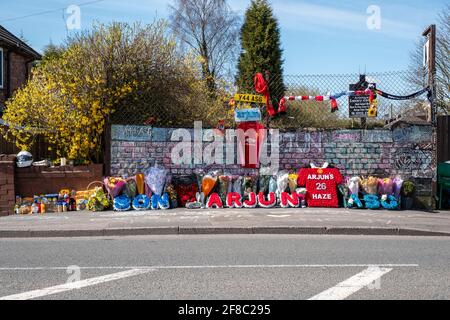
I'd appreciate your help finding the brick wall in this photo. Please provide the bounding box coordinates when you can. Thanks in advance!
[9,51,28,94]
[15,164,104,197]
[0,162,103,216]
[111,124,435,199]
[0,48,32,106]
[0,155,15,216]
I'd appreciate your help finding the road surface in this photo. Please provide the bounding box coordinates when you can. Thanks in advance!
[0,235,449,300]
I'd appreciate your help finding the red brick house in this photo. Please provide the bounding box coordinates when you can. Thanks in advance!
[0,25,41,116]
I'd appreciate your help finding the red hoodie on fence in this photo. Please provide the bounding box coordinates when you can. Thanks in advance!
[297,166,343,208]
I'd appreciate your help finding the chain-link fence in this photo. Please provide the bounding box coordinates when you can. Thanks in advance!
[109,68,233,129]
[267,70,431,129]
[111,70,433,129]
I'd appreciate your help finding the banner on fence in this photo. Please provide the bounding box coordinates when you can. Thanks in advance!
[234,108,262,123]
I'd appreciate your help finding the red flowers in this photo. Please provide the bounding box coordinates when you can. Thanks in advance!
[175,183,198,207]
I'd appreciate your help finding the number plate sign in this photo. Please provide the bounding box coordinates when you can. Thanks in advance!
[234,93,267,104]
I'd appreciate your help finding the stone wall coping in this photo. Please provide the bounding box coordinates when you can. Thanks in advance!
[15,164,103,172]
[0,154,16,162]
[111,125,432,132]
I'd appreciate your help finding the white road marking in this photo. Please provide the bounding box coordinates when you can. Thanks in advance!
[0,264,418,271]
[0,268,154,300]
[308,266,393,300]
[267,215,291,218]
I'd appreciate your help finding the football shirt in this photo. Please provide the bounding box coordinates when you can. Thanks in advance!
[297,167,343,208]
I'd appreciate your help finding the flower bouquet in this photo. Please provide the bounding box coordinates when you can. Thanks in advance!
[173,175,198,207]
[218,174,231,202]
[202,172,218,198]
[393,177,404,198]
[87,187,110,212]
[276,171,289,195]
[378,178,394,195]
[123,177,137,199]
[232,176,243,196]
[242,175,258,200]
[288,173,298,194]
[145,165,167,196]
[258,175,271,195]
[194,169,205,191]
[360,176,378,195]
[269,176,277,193]
[164,184,178,208]
[347,177,360,196]
[104,177,126,198]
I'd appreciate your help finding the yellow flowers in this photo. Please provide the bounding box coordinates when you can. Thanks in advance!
[2,20,236,161]
[2,38,134,163]
[368,107,377,118]
[288,173,298,181]
[368,98,378,118]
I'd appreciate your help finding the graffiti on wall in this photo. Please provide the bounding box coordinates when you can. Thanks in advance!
[281,131,325,154]
[332,130,361,142]
[110,125,434,180]
[112,125,152,142]
[362,130,393,143]
[392,125,432,143]
[393,146,433,174]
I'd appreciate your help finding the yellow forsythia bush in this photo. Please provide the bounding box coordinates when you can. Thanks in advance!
[2,20,233,163]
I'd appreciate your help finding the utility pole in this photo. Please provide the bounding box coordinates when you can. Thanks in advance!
[422,24,437,209]
[422,25,436,124]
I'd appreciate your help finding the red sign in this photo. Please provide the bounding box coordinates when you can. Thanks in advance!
[237,122,266,168]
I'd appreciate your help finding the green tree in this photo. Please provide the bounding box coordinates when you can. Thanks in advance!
[38,43,65,68]
[236,0,285,111]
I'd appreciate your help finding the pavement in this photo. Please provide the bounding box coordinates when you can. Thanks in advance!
[0,234,449,300]
[0,207,450,238]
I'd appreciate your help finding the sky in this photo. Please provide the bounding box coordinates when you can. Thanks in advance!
[0,0,448,75]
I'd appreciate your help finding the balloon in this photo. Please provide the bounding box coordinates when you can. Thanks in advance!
[202,174,218,197]
[136,173,145,195]
[254,73,276,117]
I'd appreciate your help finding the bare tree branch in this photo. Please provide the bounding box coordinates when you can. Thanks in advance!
[169,0,240,93]
[409,5,450,114]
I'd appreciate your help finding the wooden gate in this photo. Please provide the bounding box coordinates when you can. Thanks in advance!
[437,116,450,164]
[0,125,56,160]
